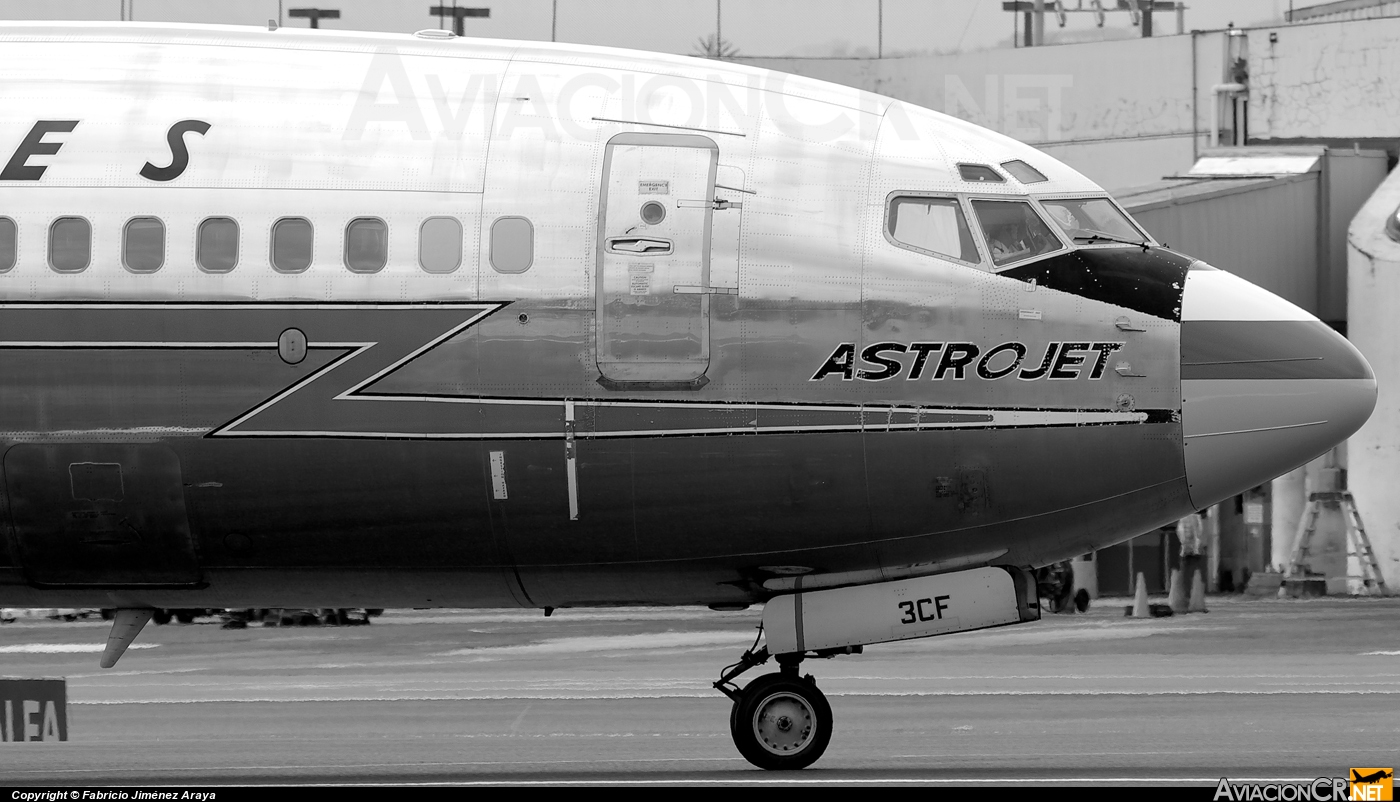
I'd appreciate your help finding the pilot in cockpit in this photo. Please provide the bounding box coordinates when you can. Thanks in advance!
[984,204,1057,265]
[1044,203,1080,233]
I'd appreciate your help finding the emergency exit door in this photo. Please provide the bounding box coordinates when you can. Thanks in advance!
[596,133,719,389]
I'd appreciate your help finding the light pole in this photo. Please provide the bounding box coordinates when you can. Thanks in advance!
[288,8,340,28]
[429,4,490,36]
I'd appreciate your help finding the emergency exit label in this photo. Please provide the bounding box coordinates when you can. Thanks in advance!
[0,679,67,741]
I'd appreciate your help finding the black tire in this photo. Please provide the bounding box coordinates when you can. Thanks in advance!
[731,672,833,770]
[729,692,743,744]
[175,611,196,625]
[152,609,172,625]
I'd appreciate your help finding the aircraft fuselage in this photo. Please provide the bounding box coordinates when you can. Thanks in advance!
[0,23,1374,612]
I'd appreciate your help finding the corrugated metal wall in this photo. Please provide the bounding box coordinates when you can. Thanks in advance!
[1125,175,1321,315]
[1118,150,1387,325]
[1324,151,1391,323]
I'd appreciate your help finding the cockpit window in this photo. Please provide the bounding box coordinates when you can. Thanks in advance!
[887,196,979,264]
[970,199,1063,267]
[1040,198,1147,245]
[1001,160,1048,184]
[957,163,1005,183]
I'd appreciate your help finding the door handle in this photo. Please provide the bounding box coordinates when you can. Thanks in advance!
[607,237,673,255]
[677,198,743,210]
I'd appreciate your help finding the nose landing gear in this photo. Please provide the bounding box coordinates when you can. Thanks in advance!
[731,670,832,769]
[718,566,1038,769]
[716,644,845,770]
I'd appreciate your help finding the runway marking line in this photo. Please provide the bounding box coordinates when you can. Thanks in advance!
[2,757,747,775]
[287,778,1328,787]
[0,765,1340,786]
[64,688,1400,704]
[0,642,159,653]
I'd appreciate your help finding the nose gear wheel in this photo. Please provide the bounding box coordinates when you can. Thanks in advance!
[730,672,832,770]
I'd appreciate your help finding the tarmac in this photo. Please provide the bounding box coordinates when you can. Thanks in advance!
[0,595,1397,786]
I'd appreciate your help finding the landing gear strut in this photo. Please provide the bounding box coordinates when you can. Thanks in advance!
[716,641,850,770]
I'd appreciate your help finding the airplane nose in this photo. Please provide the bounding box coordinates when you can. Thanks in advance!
[1179,265,1376,508]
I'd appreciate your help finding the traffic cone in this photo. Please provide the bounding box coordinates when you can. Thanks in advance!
[1168,568,1187,613]
[1188,569,1208,612]
[1132,572,1150,618]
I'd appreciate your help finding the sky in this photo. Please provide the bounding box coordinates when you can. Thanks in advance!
[0,0,1310,58]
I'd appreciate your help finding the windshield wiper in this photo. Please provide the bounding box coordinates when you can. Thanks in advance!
[1072,230,1150,250]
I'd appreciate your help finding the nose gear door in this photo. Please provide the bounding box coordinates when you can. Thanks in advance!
[3,444,201,587]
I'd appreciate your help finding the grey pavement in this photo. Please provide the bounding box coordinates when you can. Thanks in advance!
[0,596,1396,784]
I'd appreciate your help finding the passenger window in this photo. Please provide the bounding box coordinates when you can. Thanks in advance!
[887,196,979,264]
[970,200,1063,267]
[198,217,239,273]
[49,217,90,273]
[419,217,462,273]
[345,218,387,273]
[272,217,313,273]
[490,216,533,274]
[123,217,165,273]
[0,217,15,272]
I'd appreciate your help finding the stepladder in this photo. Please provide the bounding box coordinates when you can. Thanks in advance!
[1286,490,1389,596]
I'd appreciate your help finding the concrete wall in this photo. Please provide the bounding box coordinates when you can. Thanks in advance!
[1251,17,1400,142]
[738,33,1225,191]
[1039,136,1200,194]
[735,16,1400,192]
[1346,166,1400,587]
[1128,174,1321,311]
